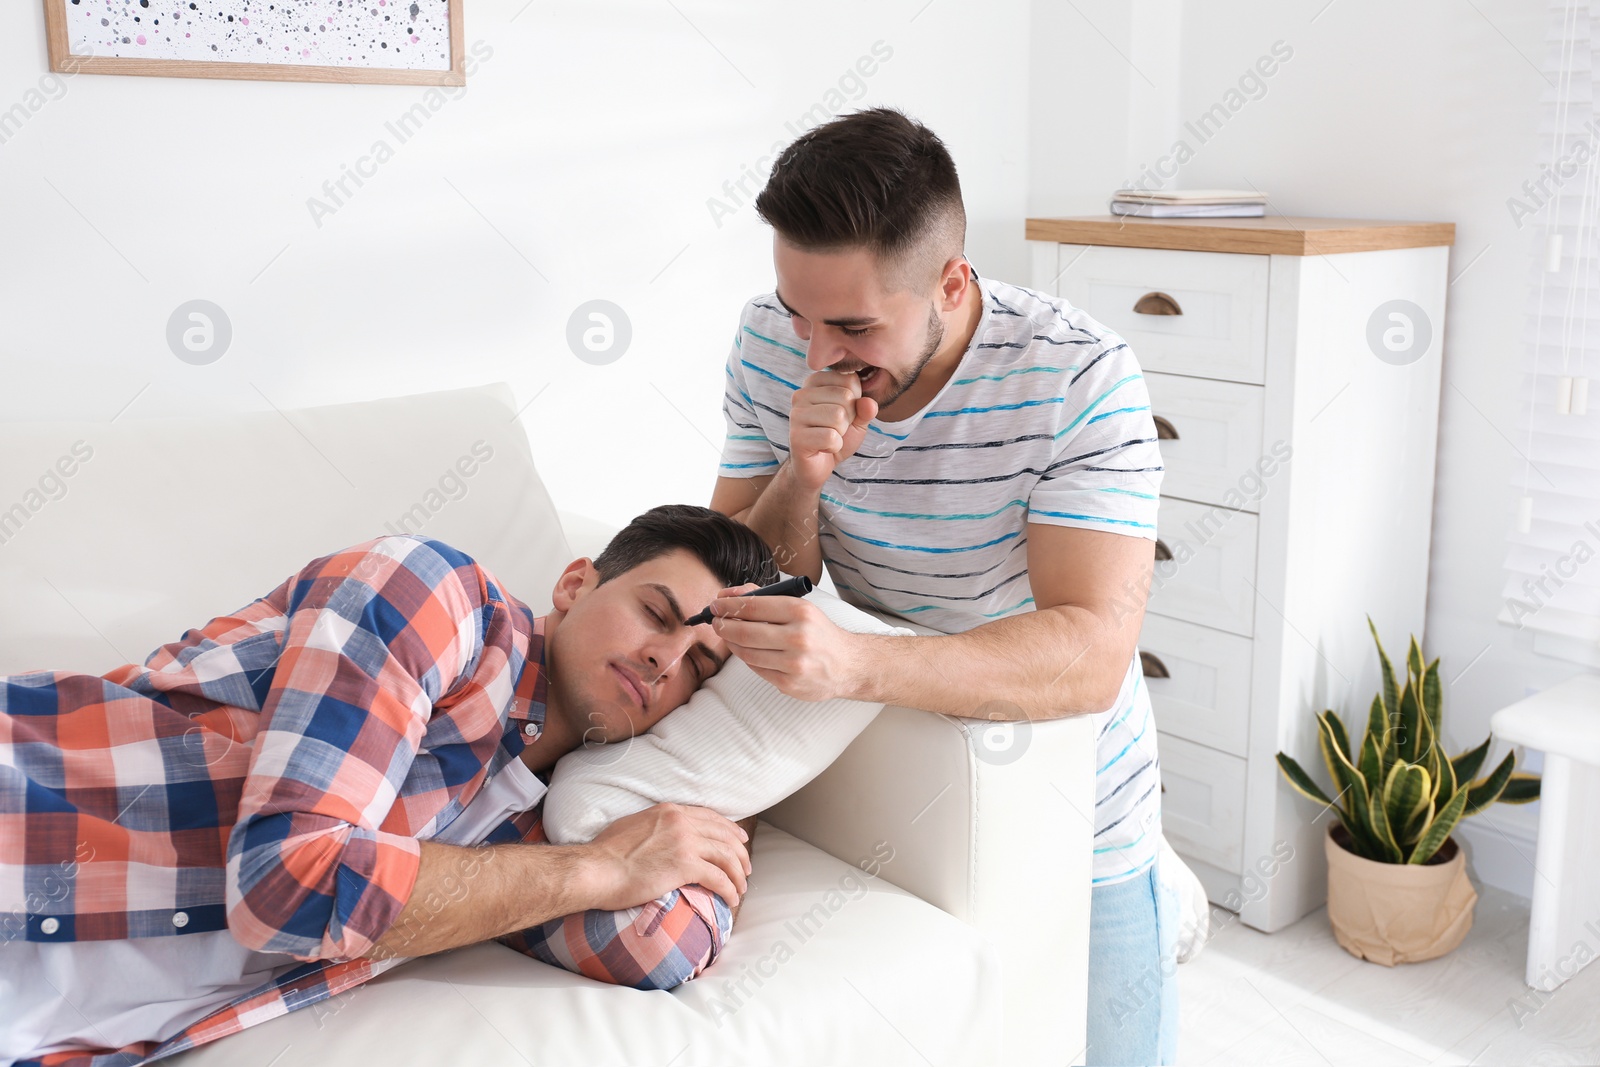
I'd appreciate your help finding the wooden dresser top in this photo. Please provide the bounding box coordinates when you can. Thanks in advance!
[1024,216,1456,256]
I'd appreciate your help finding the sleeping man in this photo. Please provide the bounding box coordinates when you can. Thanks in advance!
[0,504,776,1067]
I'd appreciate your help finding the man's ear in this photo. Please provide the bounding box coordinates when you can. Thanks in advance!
[551,558,599,613]
[937,254,970,311]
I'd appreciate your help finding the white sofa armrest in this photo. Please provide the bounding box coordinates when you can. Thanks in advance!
[557,509,1092,1065]
[762,703,1094,1067]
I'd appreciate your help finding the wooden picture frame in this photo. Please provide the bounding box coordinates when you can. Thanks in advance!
[43,0,466,86]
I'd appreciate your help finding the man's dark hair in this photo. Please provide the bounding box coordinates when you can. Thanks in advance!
[592,504,780,590]
[754,107,966,293]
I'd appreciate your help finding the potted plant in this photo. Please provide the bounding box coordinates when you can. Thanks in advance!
[1276,617,1541,965]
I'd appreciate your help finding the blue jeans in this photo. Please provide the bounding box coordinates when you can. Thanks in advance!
[1084,856,1179,1065]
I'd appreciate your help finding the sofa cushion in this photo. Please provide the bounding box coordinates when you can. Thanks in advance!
[0,385,569,676]
[159,822,1002,1067]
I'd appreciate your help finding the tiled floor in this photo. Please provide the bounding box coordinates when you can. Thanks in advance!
[1176,884,1600,1065]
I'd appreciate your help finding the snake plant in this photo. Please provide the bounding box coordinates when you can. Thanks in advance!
[1276,617,1541,865]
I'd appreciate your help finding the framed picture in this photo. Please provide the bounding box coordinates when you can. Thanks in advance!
[43,0,466,86]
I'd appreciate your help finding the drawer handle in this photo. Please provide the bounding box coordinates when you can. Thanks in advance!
[1134,291,1183,316]
[1153,415,1179,440]
[1154,539,1173,561]
[1140,651,1171,679]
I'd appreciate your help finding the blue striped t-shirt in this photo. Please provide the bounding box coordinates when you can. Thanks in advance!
[717,266,1166,885]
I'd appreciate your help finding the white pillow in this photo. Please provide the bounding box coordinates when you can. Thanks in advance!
[540,586,915,844]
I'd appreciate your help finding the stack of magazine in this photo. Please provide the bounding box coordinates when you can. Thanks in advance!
[1109,189,1268,218]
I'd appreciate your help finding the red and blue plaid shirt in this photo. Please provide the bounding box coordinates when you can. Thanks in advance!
[1,535,732,1067]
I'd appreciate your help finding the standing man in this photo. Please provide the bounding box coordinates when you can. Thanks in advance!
[707,108,1177,1065]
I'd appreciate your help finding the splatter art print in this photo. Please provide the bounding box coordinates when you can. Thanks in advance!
[44,0,466,85]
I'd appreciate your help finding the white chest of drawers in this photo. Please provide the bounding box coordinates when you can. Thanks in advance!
[1027,216,1455,932]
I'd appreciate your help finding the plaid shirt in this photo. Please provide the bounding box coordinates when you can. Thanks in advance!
[1,535,732,1067]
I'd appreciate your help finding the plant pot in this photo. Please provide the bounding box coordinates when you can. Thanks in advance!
[1324,824,1477,966]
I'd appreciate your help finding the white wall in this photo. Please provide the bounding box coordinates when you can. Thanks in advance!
[0,0,1029,532]
[1029,0,1184,216]
[1028,0,1571,899]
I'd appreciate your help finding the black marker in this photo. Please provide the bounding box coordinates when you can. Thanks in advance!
[684,574,814,626]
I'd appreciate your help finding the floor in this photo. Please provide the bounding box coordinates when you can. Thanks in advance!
[1176,884,1600,1065]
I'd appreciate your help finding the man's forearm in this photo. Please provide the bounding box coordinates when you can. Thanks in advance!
[367,807,759,960]
[734,459,824,582]
[847,604,1129,721]
[366,839,595,960]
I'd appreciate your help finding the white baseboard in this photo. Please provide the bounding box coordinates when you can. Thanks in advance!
[1531,631,1600,669]
[1454,806,1541,901]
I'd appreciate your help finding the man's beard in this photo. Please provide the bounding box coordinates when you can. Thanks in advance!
[872,303,945,410]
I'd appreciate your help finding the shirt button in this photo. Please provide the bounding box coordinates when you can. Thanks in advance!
[39,917,59,935]
[172,911,189,928]
[523,723,538,737]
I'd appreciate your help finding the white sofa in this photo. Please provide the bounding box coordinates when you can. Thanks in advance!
[0,384,1094,1066]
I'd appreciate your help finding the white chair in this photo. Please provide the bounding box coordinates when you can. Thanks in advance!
[1489,673,1600,992]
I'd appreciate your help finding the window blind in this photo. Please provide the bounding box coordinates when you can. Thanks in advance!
[1497,0,1600,666]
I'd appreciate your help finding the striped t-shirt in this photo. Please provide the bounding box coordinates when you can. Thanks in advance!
[717,266,1165,886]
